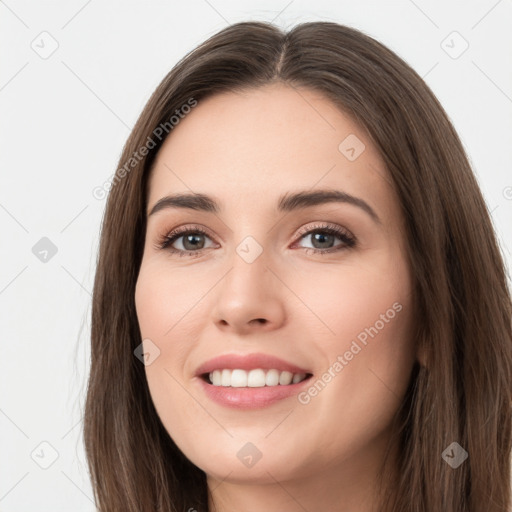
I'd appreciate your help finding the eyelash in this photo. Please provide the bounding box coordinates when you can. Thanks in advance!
[155,223,356,258]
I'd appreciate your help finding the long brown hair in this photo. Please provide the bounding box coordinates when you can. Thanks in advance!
[84,20,512,511]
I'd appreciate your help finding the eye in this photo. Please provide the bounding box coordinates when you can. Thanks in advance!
[293,223,356,255]
[155,222,356,258]
[155,225,216,258]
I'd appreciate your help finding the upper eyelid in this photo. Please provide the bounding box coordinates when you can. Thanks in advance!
[165,222,347,236]
[167,224,218,242]
[296,222,353,237]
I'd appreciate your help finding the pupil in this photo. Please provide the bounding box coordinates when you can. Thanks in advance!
[313,232,333,248]
[184,234,204,250]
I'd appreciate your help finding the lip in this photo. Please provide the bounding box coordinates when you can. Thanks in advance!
[194,353,313,410]
[197,376,313,409]
[195,352,311,376]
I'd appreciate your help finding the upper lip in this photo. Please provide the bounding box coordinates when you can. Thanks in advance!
[195,353,312,376]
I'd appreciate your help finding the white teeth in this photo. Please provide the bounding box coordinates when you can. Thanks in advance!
[208,369,308,387]
[279,371,293,385]
[265,369,280,386]
[221,369,231,386]
[231,369,247,387]
[247,369,266,387]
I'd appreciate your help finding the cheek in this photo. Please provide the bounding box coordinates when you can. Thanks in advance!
[134,259,210,339]
[134,263,191,396]
[291,254,415,455]
[134,262,202,391]
[292,249,414,382]
[134,264,209,455]
[305,302,414,466]
[289,246,412,353]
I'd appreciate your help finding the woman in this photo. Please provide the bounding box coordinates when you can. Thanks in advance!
[84,21,512,511]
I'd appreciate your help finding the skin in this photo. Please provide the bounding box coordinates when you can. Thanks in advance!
[135,83,418,512]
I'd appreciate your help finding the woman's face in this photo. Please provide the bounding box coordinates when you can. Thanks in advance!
[135,83,417,493]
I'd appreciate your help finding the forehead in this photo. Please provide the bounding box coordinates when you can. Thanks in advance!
[147,83,394,219]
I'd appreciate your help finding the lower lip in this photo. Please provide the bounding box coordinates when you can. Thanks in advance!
[197,375,313,409]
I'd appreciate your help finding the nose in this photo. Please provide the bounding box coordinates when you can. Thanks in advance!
[210,247,287,335]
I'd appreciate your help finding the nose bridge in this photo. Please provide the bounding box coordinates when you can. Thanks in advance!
[224,236,271,300]
[211,234,286,330]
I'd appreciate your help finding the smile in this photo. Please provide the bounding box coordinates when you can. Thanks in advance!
[206,368,311,387]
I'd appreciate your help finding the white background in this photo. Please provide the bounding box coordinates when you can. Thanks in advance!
[1,1,511,510]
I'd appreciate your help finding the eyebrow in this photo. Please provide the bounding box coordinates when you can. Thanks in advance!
[148,189,381,224]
